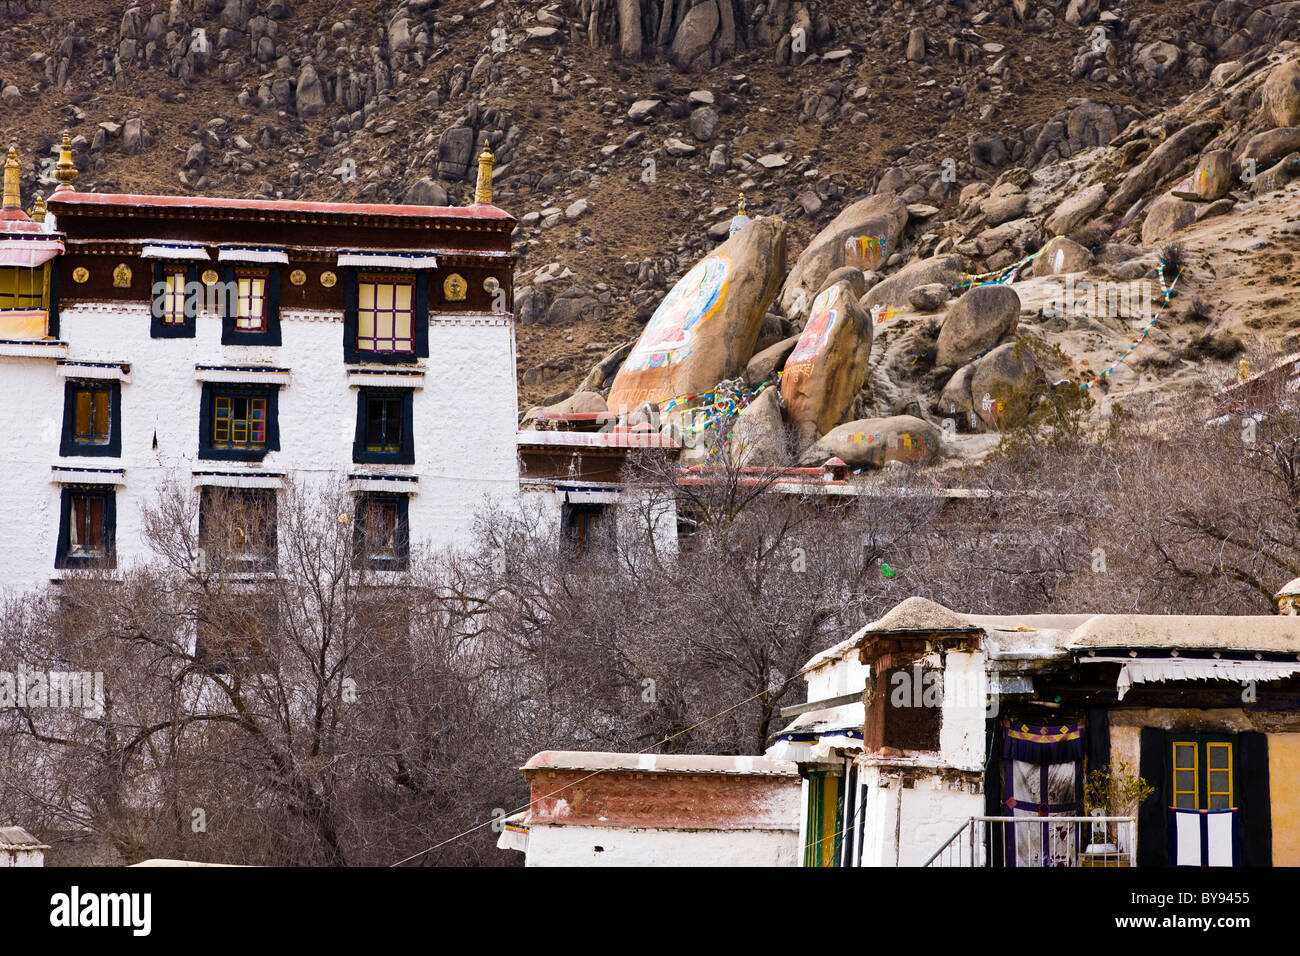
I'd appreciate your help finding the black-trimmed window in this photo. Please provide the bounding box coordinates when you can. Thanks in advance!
[353,388,414,464]
[55,485,116,569]
[60,379,121,457]
[353,493,409,570]
[561,502,616,556]
[1170,734,1238,810]
[150,262,198,338]
[198,486,277,572]
[198,383,280,462]
[220,265,281,345]
[343,271,428,364]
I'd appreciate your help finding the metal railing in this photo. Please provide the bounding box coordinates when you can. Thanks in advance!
[923,816,1136,867]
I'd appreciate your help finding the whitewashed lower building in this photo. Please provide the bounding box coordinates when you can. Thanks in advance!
[0,140,519,594]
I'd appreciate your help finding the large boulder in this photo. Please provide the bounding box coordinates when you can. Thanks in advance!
[671,0,719,70]
[1141,193,1198,245]
[403,177,449,206]
[969,342,1038,429]
[1030,236,1093,277]
[1261,59,1300,129]
[437,126,476,180]
[730,386,789,467]
[796,415,941,468]
[779,193,908,319]
[577,341,634,392]
[861,254,964,313]
[615,0,643,59]
[744,334,800,386]
[1238,127,1300,171]
[935,284,1020,369]
[1194,149,1232,201]
[980,184,1028,225]
[1045,183,1107,236]
[544,286,603,324]
[781,274,874,447]
[1254,151,1300,195]
[1067,100,1117,148]
[607,217,788,412]
[296,61,326,117]
[1135,41,1181,80]
[938,363,979,431]
[1107,121,1219,215]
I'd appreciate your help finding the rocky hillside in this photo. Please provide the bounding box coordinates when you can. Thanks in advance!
[0,0,1293,420]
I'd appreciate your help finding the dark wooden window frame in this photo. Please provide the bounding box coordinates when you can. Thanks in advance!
[54,484,116,569]
[59,378,121,458]
[198,382,281,463]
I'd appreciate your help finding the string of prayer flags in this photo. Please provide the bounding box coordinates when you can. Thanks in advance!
[1079,260,1183,391]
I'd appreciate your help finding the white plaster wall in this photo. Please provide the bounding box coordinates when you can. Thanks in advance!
[0,355,63,593]
[0,305,519,595]
[857,765,985,866]
[0,848,44,867]
[807,650,868,701]
[940,649,989,770]
[524,824,799,867]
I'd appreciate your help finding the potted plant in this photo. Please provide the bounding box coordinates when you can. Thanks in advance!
[1083,761,1154,859]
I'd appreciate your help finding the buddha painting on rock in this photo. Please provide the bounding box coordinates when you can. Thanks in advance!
[625,254,730,372]
[788,285,840,366]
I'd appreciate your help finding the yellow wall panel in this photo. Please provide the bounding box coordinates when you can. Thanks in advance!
[1269,734,1300,866]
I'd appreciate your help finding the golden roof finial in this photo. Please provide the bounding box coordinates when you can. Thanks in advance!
[30,194,45,223]
[737,191,746,217]
[474,142,494,205]
[2,146,20,210]
[53,130,77,193]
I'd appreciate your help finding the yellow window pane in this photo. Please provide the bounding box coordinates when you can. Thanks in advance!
[1208,745,1229,769]
[376,284,393,310]
[395,312,411,341]
[1173,743,1196,770]
[1175,793,1196,809]
[394,283,412,310]
[75,391,92,437]
[359,283,376,309]
[1175,769,1195,793]
[358,312,374,340]
[93,392,109,439]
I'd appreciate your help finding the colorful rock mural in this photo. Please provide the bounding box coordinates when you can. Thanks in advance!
[787,285,840,366]
[624,255,730,372]
[607,217,788,413]
[843,234,887,272]
[781,273,873,449]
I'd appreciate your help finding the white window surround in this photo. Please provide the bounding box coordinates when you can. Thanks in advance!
[346,368,425,389]
[347,475,418,495]
[191,471,284,491]
[338,251,438,269]
[217,247,290,265]
[57,361,130,382]
[141,243,210,261]
[193,365,291,386]
[50,466,125,486]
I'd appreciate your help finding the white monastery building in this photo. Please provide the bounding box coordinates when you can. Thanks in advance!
[0,136,518,594]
